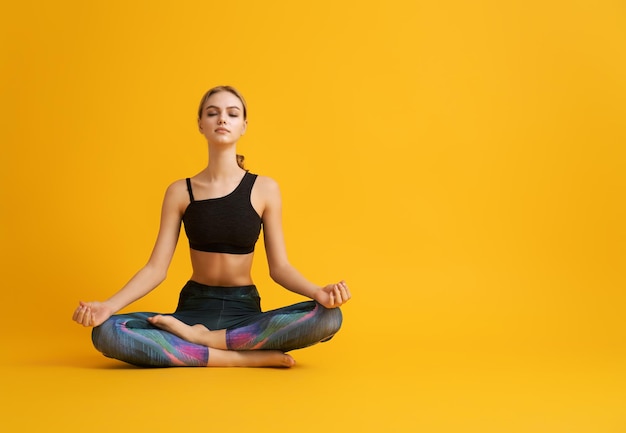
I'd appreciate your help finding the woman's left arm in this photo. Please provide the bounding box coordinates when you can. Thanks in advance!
[258,176,351,308]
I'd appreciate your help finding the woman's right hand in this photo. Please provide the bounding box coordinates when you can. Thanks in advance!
[72,301,113,327]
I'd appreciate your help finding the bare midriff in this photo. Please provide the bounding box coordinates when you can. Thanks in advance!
[189,248,255,287]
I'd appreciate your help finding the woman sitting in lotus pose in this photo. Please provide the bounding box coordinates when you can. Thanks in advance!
[72,85,350,368]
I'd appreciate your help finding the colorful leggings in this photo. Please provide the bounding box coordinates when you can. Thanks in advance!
[91,281,343,367]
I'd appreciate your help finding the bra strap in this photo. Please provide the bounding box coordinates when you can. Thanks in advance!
[185,178,195,202]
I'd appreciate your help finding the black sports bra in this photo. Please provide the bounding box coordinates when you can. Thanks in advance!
[182,172,262,254]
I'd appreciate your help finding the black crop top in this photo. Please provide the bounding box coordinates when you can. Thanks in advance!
[182,172,262,254]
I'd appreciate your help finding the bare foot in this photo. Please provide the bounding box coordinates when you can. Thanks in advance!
[147,315,227,349]
[208,349,296,368]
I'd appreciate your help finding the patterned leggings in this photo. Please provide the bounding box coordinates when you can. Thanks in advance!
[91,281,343,367]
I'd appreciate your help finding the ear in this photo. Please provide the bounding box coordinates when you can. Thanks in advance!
[241,119,247,135]
[198,118,203,132]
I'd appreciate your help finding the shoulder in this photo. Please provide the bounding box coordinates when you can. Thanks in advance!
[165,178,190,196]
[250,175,282,216]
[252,174,281,197]
[163,178,192,213]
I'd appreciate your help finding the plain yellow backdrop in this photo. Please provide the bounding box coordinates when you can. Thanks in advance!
[1,1,625,432]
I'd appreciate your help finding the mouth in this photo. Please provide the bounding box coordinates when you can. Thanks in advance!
[215,128,230,133]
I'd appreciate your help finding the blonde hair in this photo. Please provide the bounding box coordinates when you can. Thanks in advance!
[198,86,248,170]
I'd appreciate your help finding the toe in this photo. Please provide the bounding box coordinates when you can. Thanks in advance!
[283,354,296,368]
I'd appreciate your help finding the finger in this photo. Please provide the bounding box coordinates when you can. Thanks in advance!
[72,301,84,320]
[72,306,80,321]
[74,302,89,322]
[88,309,97,327]
[84,308,92,327]
[75,305,86,323]
[340,282,351,301]
[80,306,92,326]
[338,286,348,303]
[333,284,343,305]
[340,281,352,300]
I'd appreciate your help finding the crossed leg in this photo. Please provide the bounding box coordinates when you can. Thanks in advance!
[92,312,294,368]
[147,315,296,367]
[144,300,341,368]
[150,300,342,353]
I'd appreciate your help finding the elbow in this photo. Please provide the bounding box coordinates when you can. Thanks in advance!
[155,271,167,285]
[269,269,281,285]
[153,266,168,285]
[144,264,168,286]
[268,263,289,285]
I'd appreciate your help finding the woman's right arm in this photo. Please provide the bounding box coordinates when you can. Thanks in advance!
[72,180,187,327]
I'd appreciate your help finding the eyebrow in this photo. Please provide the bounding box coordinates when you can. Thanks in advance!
[205,105,241,111]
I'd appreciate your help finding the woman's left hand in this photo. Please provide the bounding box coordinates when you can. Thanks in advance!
[314,280,351,308]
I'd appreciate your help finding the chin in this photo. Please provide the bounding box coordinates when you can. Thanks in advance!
[211,137,237,145]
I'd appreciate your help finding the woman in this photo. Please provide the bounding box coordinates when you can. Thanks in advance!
[72,86,350,368]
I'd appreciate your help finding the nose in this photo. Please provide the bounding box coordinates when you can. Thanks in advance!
[217,112,227,124]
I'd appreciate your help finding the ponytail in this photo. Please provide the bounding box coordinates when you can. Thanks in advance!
[236,154,246,170]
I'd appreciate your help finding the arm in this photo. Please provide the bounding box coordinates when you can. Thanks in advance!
[73,180,187,327]
[259,177,351,308]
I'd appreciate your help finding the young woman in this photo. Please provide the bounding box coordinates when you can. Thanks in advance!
[72,86,350,368]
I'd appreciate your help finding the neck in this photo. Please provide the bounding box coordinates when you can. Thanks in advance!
[203,143,243,179]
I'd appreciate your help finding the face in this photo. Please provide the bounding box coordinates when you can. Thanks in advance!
[198,91,247,144]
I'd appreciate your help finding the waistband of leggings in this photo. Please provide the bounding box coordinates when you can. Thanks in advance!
[183,280,259,297]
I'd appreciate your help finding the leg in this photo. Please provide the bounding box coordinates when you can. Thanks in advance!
[226,301,343,352]
[92,312,209,367]
[92,313,294,368]
[149,301,342,353]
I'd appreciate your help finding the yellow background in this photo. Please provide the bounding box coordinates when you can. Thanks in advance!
[1,1,625,432]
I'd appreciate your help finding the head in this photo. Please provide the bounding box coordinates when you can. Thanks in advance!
[197,86,248,169]
[197,85,247,121]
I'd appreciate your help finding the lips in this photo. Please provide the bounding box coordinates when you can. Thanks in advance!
[215,128,230,133]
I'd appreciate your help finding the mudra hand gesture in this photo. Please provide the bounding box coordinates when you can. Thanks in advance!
[315,280,351,309]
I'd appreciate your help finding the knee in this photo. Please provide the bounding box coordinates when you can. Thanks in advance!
[91,316,119,354]
[91,315,138,354]
[317,304,343,336]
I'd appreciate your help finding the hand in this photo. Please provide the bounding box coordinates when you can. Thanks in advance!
[72,301,113,327]
[314,280,352,309]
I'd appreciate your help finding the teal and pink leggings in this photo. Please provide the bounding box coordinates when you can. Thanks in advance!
[91,281,343,367]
